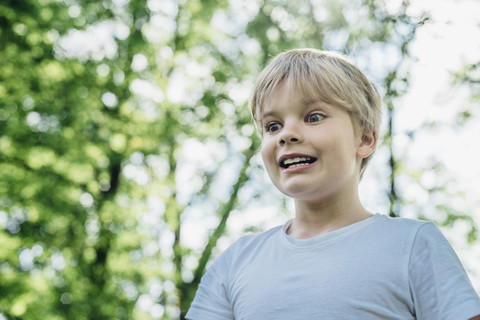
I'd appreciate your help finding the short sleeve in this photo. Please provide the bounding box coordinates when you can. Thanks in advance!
[186,251,234,320]
[409,222,480,320]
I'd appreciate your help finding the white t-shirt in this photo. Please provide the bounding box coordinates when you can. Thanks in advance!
[186,214,480,320]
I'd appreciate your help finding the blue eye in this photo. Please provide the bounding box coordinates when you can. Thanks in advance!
[265,122,282,133]
[306,113,325,123]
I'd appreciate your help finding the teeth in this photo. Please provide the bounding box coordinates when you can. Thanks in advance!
[283,157,310,165]
[288,163,308,168]
[281,156,316,169]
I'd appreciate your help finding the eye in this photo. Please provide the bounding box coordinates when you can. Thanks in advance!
[265,122,283,133]
[306,113,325,123]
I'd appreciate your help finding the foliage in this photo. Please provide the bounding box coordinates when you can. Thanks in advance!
[0,0,475,319]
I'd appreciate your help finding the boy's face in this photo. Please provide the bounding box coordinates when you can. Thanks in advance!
[259,84,374,203]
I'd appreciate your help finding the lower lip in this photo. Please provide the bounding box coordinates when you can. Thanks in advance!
[281,161,316,173]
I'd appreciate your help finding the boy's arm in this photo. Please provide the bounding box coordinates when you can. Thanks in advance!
[186,279,233,320]
[185,251,234,320]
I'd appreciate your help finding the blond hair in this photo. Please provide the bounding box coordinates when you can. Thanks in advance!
[249,48,382,178]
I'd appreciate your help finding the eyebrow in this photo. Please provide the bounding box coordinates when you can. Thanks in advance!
[303,98,327,106]
[260,110,275,119]
[260,98,330,120]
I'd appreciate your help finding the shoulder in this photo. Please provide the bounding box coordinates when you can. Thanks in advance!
[236,223,284,244]
[362,214,432,244]
[371,213,433,238]
[206,223,285,273]
[374,213,430,228]
[376,215,449,251]
[355,214,441,261]
[226,224,284,257]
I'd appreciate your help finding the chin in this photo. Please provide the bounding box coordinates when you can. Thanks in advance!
[278,184,318,200]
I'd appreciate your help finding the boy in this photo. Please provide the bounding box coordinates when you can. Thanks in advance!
[186,48,480,319]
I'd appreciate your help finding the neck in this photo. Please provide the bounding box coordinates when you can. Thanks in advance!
[288,190,371,239]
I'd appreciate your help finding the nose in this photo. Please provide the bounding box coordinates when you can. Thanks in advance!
[278,124,303,145]
[279,135,299,144]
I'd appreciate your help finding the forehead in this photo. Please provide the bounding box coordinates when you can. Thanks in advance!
[258,79,329,116]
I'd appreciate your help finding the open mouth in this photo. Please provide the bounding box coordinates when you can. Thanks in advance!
[280,156,317,169]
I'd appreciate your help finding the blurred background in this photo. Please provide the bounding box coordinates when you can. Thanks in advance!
[1,0,479,318]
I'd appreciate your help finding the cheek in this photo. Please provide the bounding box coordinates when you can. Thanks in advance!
[260,140,275,168]
[260,143,269,165]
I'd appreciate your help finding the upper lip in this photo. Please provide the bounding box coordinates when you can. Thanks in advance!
[278,153,317,168]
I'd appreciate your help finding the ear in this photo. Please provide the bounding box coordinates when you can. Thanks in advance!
[357,130,377,159]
